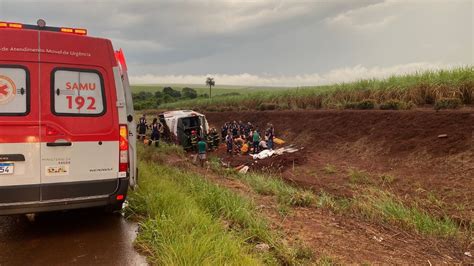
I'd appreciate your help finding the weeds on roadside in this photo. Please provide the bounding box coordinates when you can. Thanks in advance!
[234,172,315,207]
[316,191,352,213]
[434,97,462,110]
[379,174,396,185]
[323,164,337,174]
[127,153,310,264]
[126,163,261,265]
[353,188,459,237]
[348,169,372,184]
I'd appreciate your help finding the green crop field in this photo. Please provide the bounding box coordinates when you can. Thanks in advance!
[150,67,473,111]
[132,84,291,97]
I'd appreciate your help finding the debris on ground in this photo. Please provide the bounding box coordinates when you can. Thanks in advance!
[251,149,275,160]
[274,137,285,145]
[254,243,270,253]
[238,166,249,174]
[251,146,301,160]
[373,236,384,242]
[465,251,472,257]
[438,134,448,138]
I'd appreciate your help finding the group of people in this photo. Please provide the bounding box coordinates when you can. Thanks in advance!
[137,114,163,147]
[221,121,275,155]
[186,128,220,152]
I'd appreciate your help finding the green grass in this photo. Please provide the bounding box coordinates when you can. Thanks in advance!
[348,169,372,184]
[226,171,315,207]
[353,189,459,237]
[316,191,351,213]
[144,67,473,111]
[379,174,396,185]
[127,162,262,265]
[127,146,305,264]
[323,164,337,174]
[315,188,459,238]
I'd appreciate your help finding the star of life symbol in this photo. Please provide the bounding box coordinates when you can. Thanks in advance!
[0,75,16,105]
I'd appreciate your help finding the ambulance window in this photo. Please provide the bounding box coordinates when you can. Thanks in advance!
[0,66,29,115]
[52,69,106,116]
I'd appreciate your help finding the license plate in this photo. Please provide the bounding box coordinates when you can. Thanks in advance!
[0,163,14,175]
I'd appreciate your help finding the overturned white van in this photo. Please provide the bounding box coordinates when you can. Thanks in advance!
[159,110,209,147]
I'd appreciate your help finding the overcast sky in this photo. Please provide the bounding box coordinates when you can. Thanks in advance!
[1,0,472,86]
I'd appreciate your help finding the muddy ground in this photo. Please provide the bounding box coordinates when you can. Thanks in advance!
[205,109,474,263]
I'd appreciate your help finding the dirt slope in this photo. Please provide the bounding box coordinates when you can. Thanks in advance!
[205,109,474,263]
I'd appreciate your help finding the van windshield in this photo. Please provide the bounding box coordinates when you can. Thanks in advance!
[0,66,29,115]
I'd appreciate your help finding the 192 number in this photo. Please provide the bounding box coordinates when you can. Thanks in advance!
[66,96,96,110]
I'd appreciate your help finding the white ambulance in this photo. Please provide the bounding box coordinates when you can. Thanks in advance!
[0,20,137,215]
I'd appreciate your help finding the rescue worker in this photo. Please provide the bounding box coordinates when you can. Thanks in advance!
[149,118,160,147]
[190,130,198,152]
[225,131,233,155]
[232,121,238,137]
[183,133,193,150]
[252,129,260,154]
[221,123,228,139]
[206,133,213,151]
[138,114,147,141]
[266,123,275,150]
[197,137,207,167]
[210,128,220,149]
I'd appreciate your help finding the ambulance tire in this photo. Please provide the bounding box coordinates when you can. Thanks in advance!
[105,202,123,214]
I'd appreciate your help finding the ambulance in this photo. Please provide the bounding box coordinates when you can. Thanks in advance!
[0,20,137,215]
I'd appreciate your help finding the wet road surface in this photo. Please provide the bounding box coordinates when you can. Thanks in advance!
[0,209,147,266]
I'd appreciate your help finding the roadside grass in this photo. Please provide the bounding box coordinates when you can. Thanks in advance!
[219,168,315,207]
[379,174,396,185]
[127,163,260,265]
[323,164,337,174]
[348,169,373,184]
[206,155,315,207]
[139,142,186,164]
[127,146,310,264]
[316,255,339,266]
[353,188,459,237]
[157,67,473,111]
[316,187,459,238]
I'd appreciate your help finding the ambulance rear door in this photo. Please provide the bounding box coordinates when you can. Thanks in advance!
[0,29,41,204]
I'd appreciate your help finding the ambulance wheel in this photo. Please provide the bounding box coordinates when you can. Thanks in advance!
[105,202,123,214]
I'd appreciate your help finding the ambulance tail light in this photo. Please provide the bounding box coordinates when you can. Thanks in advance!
[114,49,128,72]
[119,125,129,172]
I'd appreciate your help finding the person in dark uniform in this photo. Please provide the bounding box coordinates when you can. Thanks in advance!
[190,130,198,152]
[266,123,275,150]
[225,131,233,155]
[210,127,220,150]
[149,118,160,147]
[138,114,147,141]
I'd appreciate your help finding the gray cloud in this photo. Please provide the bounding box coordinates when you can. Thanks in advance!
[0,0,471,85]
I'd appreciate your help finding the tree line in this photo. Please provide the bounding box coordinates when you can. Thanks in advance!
[133,87,206,110]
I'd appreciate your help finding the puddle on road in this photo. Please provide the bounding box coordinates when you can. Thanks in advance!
[0,209,148,265]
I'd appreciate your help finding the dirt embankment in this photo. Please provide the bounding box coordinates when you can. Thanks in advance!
[205,110,474,222]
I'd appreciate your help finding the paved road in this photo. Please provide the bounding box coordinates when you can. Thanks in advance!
[0,209,147,266]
